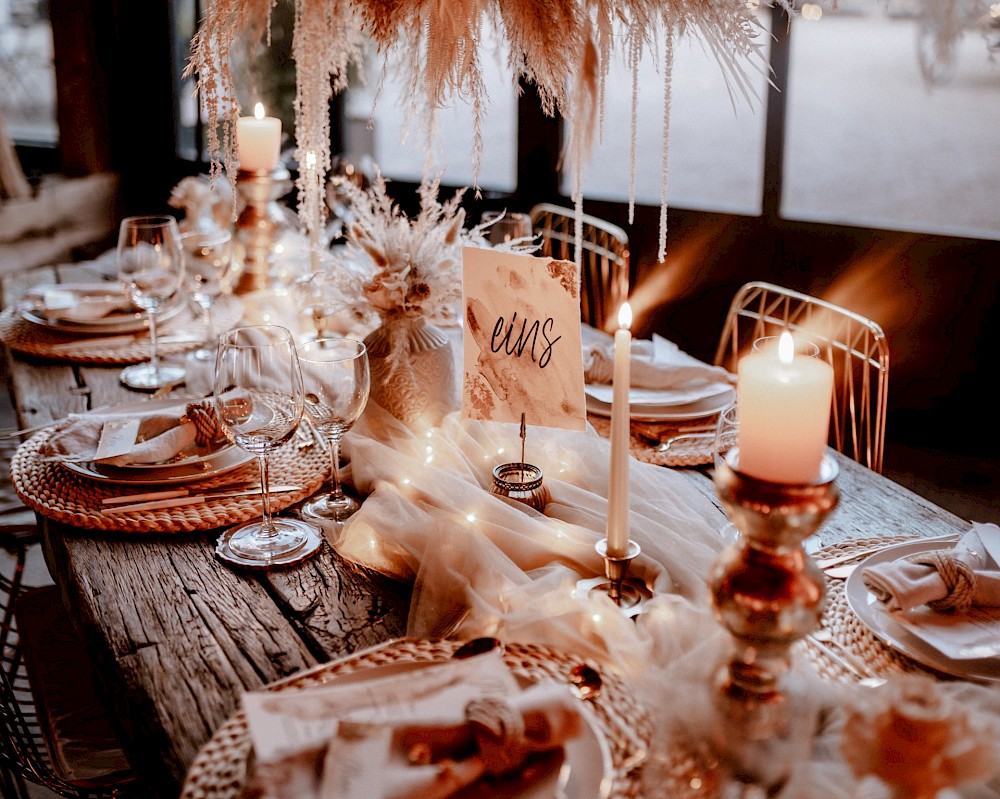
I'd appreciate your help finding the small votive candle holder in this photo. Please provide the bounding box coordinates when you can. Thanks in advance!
[490,462,550,512]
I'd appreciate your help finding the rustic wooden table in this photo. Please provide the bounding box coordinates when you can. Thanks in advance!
[0,262,972,798]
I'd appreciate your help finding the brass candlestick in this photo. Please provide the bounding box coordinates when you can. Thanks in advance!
[708,448,839,786]
[233,165,292,294]
[573,539,650,618]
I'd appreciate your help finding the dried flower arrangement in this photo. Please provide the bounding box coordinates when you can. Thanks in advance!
[320,168,535,328]
[185,1,985,263]
[841,674,1000,798]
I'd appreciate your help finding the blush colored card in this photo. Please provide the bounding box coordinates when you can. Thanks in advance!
[461,247,585,430]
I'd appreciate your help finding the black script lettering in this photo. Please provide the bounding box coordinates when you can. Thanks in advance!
[490,311,562,369]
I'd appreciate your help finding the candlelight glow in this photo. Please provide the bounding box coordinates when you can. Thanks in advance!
[254,102,265,120]
[778,331,795,364]
[801,3,822,20]
[618,302,633,330]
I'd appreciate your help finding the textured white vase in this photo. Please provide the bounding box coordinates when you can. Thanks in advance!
[363,316,456,428]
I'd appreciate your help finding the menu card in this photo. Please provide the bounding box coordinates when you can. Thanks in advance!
[461,247,585,430]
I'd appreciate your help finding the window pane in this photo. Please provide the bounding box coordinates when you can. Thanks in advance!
[0,1,57,144]
[564,15,771,215]
[783,7,1000,240]
[345,26,517,192]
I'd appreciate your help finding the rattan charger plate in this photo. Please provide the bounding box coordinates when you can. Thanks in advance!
[0,294,244,365]
[10,425,327,534]
[588,413,717,467]
[180,637,648,799]
[801,536,947,683]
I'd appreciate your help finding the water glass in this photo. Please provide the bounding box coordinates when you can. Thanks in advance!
[180,228,235,361]
[214,325,321,565]
[117,215,187,391]
[297,337,370,522]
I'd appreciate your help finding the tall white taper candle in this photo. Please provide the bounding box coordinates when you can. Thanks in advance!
[607,302,632,557]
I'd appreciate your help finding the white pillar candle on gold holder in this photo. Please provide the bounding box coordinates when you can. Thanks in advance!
[737,330,834,484]
[236,102,282,173]
[606,302,632,557]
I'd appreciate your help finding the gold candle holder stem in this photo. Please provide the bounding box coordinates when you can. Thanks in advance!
[233,165,291,294]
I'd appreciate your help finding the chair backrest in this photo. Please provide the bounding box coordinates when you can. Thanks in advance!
[528,203,630,333]
[713,281,890,473]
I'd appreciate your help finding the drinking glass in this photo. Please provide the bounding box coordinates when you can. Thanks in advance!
[180,228,235,361]
[117,215,187,390]
[296,337,370,522]
[714,402,740,544]
[481,210,533,245]
[214,325,321,564]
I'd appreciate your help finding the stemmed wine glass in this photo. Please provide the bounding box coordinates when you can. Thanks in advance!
[214,325,321,565]
[180,228,235,361]
[714,402,740,544]
[296,337,370,522]
[117,215,187,391]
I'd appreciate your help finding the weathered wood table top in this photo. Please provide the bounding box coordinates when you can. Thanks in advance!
[1,263,971,798]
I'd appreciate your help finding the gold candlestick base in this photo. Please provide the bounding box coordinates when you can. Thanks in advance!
[233,166,292,294]
[708,449,839,786]
[573,539,650,618]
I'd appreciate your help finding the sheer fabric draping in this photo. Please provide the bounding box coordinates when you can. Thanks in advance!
[335,404,1000,798]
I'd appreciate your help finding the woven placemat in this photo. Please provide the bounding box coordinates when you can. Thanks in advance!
[0,294,244,364]
[588,413,717,467]
[10,425,327,534]
[800,536,935,683]
[180,637,648,799]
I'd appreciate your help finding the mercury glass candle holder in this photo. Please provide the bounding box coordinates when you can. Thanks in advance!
[489,462,550,511]
[707,447,839,786]
[233,165,292,294]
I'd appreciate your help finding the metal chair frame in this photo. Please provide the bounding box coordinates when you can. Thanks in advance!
[528,203,630,333]
[0,528,137,799]
[713,281,890,474]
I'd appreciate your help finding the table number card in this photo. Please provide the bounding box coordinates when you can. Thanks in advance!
[462,247,586,430]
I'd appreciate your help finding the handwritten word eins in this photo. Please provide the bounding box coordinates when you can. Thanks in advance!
[490,312,562,369]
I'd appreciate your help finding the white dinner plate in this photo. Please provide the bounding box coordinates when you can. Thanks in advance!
[20,288,186,335]
[586,386,735,421]
[844,539,1000,683]
[57,397,254,486]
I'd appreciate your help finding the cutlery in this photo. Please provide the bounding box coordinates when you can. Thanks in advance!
[813,533,959,571]
[567,663,647,771]
[654,431,715,453]
[805,630,885,686]
[48,333,202,352]
[99,484,302,514]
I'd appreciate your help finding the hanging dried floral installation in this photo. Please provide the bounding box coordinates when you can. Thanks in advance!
[186,0,789,261]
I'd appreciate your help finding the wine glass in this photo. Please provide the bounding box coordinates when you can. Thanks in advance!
[213,325,322,565]
[116,215,187,391]
[180,228,235,361]
[481,210,533,245]
[714,402,740,544]
[296,337,370,522]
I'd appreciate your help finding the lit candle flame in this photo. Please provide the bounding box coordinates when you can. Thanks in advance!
[618,302,632,330]
[778,330,795,364]
[254,102,265,120]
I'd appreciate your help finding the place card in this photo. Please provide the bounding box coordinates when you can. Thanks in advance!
[93,418,140,461]
[461,247,585,430]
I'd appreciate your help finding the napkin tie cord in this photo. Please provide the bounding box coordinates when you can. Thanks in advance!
[912,550,977,612]
[185,403,220,448]
[465,697,527,777]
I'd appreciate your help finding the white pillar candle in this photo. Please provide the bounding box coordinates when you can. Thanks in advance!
[737,330,834,484]
[607,302,632,557]
[236,102,282,173]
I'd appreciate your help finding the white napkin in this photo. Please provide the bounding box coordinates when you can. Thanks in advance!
[22,282,133,323]
[39,403,220,467]
[242,650,583,799]
[583,333,734,396]
[861,523,1000,613]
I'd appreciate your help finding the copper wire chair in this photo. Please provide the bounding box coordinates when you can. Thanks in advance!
[713,281,890,474]
[0,434,138,799]
[528,203,630,333]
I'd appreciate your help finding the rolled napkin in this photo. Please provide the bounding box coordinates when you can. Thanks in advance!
[21,282,134,323]
[861,523,1000,612]
[39,402,221,467]
[583,332,734,391]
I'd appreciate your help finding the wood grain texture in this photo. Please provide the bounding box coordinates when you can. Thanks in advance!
[1,263,972,799]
